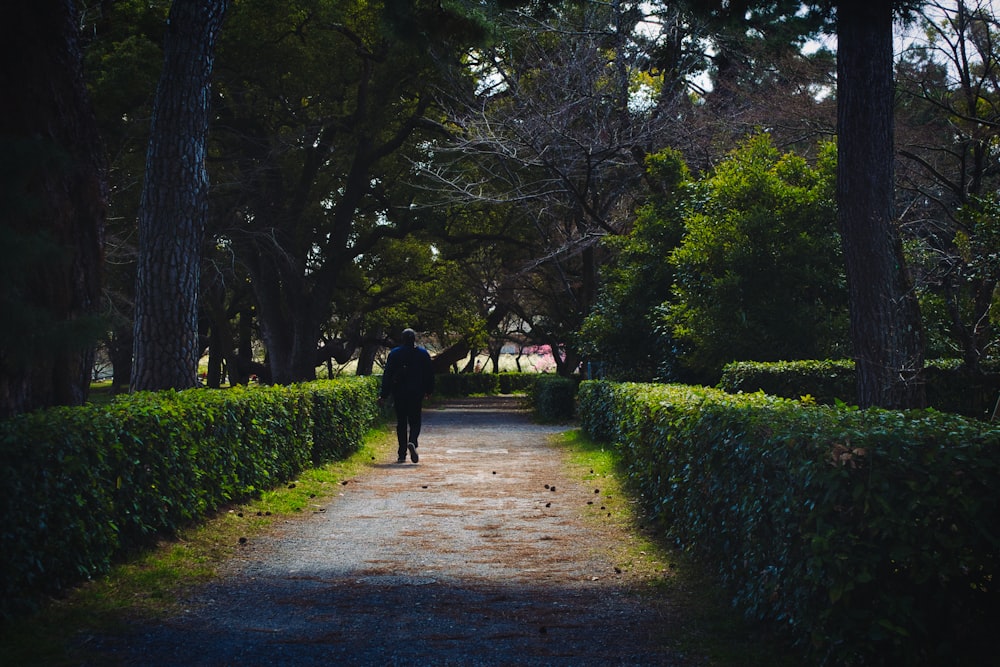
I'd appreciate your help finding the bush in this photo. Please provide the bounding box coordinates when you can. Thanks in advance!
[719,359,855,404]
[578,380,1000,666]
[719,359,1000,418]
[431,372,539,397]
[531,375,578,422]
[497,372,537,395]
[0,377,379,623]
[433,372,499,397]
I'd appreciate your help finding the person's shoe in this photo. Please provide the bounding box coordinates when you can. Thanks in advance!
[396,455,406,463]
[407,442,419,463]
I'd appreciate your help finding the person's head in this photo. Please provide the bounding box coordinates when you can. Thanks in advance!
[401,328,417,347]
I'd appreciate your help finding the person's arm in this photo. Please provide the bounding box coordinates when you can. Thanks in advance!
[379,350,396,402]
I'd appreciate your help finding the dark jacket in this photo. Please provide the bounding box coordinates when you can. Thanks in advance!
[380,344,434,399]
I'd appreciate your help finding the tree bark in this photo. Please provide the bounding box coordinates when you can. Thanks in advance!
[837,0,925,408]
[131,0,228,392]
[0,0,106,418]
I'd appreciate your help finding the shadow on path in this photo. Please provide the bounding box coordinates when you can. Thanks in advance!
[84,396,695,666]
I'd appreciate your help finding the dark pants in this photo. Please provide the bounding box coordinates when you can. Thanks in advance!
[393,392,423,457]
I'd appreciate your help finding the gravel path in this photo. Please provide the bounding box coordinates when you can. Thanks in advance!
[87,397,700,666]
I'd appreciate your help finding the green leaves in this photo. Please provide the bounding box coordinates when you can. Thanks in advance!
[0,377,379,622]
[665,134,846,378]
[578,379,1000,665]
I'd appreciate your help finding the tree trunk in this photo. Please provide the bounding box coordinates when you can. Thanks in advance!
[109,328,133,395]
[0,0,106,418]
[249,262,321,384]
[837,0,925,408]
[231,308,254,384]
[131,0,228,392]
[357,338,380,376]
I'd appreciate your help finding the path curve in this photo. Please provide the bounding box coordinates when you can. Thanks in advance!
[91,397,696,666]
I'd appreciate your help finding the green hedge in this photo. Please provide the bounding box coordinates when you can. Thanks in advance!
[433,372,539,397]
[578,380,1000,666]
[530,375,579,422]
[0,376,379,622]
[719,359,1000,419]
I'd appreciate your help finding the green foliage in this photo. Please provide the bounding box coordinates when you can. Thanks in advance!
[579,147,688,381]
[664,135,847,380]
[720,358,1000,419]
[432,371,538,397]
[303,378,379,462]
[530,375,578,422]
[496,372,536,394]
[719,359,856,405]
[906,192,1000,367]
[578,380,1000,665]
[0,377,379,623]
[434,372,500,396]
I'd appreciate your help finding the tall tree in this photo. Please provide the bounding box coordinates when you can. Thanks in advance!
[0,1,107,417]
[837,0,926,408]
[685,0,927,407]
[208,0,484,384]
[130,0,228,391]
[428,1,675,373]
[80,0,170,394]
[896,0,1000,370]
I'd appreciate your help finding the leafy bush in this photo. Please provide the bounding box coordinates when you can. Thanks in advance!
[304,378,379,462]
[497,372,537,394]
[531,375,578,422]
[0,377,379,623]
[432,372,539,397]
[578,380,1000,666]
[433,372,500,396]
[664,136,848,379]
[720,358,1000,418]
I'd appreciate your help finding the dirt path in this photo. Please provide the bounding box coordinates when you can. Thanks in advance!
[88,397,700,666]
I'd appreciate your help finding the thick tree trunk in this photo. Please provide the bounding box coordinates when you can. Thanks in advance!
[247,255,323,384]
[109,328,133,395]
[232,308,255,384]
[0,0,106,418]
[837,0,925,408]
[357,338,380,376]
[131,0,228,392]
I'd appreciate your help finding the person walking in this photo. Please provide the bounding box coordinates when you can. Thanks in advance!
[379,328,434,463]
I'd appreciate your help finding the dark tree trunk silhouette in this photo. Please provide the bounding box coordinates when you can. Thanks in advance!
[131,0,228,391]
[0,0,106,417]
[837,0,925,408]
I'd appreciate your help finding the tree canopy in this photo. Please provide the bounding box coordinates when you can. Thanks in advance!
[3,0,999,416]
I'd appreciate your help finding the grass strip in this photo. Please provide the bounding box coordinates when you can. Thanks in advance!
[552,429,801,667]
[0,425,396,666]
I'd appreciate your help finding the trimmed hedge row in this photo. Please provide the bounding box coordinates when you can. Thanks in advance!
[433,371,540,397]
[530,375,579,422]
[578,380,1000,666]
[0,377,379,622]
[719,359,1000,419]
[429,371,576,421]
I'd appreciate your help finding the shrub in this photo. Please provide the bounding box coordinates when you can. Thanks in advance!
[719,359,1000,418]
[497,372,537,395]
[531,375,578,422]
[431,372,539,397]
[433,372,500,397]
[0,377,379,623]
[578,380,1000,665]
